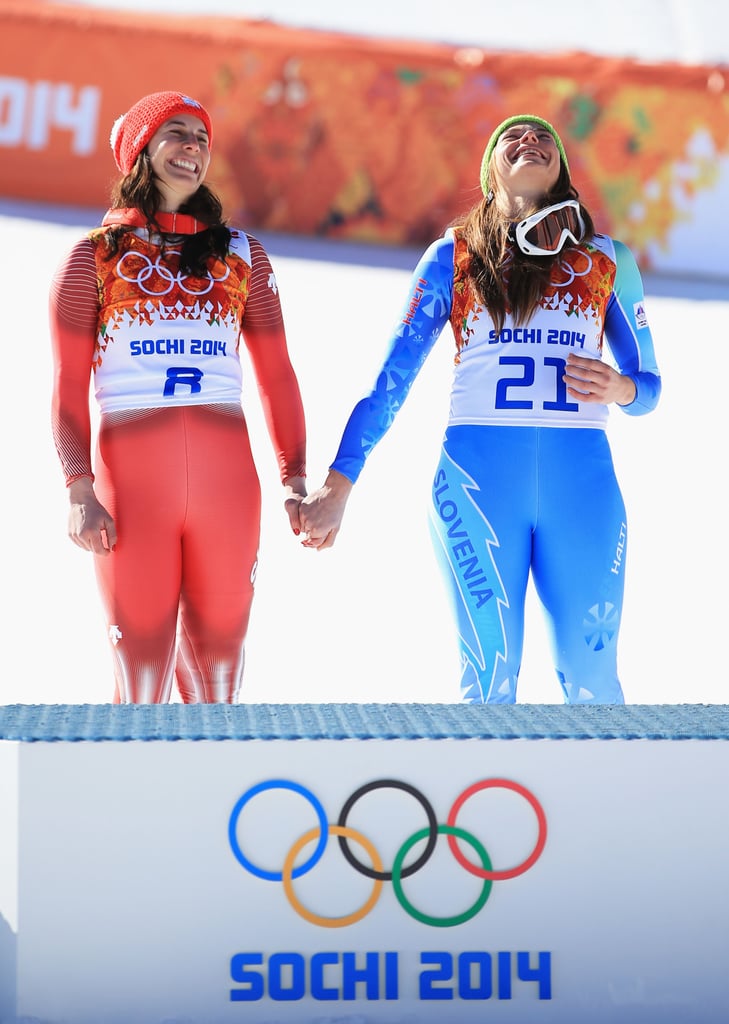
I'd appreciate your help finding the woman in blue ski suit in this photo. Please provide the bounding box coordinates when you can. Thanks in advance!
[300,114,661,704]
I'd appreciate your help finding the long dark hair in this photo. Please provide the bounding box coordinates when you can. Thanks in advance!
[104,154,232,277]
[462,163,595,337]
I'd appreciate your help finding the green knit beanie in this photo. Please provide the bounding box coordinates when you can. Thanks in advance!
[480,114,569,195]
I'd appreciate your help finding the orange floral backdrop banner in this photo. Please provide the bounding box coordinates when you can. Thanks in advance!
[1,0,728,277]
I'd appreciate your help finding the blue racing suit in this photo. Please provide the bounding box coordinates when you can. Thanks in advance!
[330,229,661,703]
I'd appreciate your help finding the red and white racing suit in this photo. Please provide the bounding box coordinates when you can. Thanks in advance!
[50,225,306,703]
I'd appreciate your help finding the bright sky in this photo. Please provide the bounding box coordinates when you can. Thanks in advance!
[49,0,729,64]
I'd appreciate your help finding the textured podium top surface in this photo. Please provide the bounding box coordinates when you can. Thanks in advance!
[1,703,729,741]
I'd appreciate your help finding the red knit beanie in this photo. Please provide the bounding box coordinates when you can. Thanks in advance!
[110,91,213,174]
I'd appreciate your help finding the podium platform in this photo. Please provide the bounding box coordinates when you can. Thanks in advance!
[1,702,728,1023]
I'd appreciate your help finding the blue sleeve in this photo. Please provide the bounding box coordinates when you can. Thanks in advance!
[330,235,455,483]
[604,239,662,416]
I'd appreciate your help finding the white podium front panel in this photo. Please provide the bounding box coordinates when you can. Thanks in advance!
[2,719,727,1024]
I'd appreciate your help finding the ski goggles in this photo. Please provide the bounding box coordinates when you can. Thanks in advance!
[514,199,585,256]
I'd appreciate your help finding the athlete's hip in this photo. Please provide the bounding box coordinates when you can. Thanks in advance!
[95,403,258,503]
[433,424,620,525]
[440,423,614,470]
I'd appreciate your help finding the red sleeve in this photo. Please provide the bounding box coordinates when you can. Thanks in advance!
[49,237,99,484]
[241,235,306,482]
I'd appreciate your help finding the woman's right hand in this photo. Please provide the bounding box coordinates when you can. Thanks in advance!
[298,470,353,550]
[67,477,117,555]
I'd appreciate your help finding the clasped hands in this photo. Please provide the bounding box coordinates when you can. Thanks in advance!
[295,470,353,550]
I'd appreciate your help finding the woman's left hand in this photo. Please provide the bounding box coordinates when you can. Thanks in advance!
[564,353,636,406]
[283,475,307,536]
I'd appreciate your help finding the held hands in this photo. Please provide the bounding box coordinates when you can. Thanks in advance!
[67,477,117,556]
[298,470,353,550]
[283,475,308,536]
[564,353,636,406]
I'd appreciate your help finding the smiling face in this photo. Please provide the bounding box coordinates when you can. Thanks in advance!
[490,121,562,211]
[146,113,211,209]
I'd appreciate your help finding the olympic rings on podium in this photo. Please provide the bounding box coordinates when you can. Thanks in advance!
[228,777,547,928]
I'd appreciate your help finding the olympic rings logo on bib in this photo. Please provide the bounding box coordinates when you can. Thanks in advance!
[116,251,231,296]
[550,247,594,288]
[503,243,594,292]
[228,778,547,929]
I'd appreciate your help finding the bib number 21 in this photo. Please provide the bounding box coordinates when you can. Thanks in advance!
[495,356,578,412]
